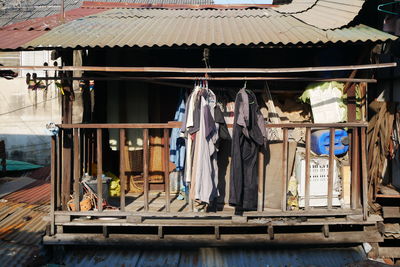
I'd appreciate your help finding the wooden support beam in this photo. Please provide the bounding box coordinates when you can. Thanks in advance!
[1,62,395,73]
[96,129,103,212]
[58,122,368,129]
[305,127,311,210]
[57,133,62,209]
[73,129,80,212]
[158,226,164,239]
[102,226,109,238]
[328,128,335,209]
[351,128,359,210]
[143,129,149,212]
[163,128,170,212]
[215,226,221,240]
[268,225,274,240]
[322,224,329,238]
[361,127,368,220]
[27,76,379,83]
[119,129,126,212]
[50,135,57,236]
[257,147,264,212]
[281,128,288,211]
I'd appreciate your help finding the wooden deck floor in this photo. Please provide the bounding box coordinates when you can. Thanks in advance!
[122,192,235,213]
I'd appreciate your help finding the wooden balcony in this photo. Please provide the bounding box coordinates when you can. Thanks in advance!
[46,122,383,245]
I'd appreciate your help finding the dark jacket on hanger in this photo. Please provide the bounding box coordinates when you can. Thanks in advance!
[229,88,266,211]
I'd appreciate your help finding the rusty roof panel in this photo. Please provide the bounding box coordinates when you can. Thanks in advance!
[0,202,48,266]
[0,6,107,49]
[0,202,48,245]
[23,9,396,49]
[3,180,50,205]
[0,0,214,27]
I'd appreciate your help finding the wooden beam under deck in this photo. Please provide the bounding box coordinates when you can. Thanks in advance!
[44,229,383,246]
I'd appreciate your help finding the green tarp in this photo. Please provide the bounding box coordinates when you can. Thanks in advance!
[4,160,42,172]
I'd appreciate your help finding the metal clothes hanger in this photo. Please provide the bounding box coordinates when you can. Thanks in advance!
[378,2,400,16]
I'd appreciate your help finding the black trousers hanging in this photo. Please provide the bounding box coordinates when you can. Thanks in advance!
[229,93,264,211]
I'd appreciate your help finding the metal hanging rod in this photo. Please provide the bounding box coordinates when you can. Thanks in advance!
[29,76,377,83]
[1,62,396,73]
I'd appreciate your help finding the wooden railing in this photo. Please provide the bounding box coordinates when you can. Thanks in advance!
[49,122,368,235]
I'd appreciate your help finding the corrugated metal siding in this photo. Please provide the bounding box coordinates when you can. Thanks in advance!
[23,8,396,49]
[0,52,20,66]
[59,246,366,267]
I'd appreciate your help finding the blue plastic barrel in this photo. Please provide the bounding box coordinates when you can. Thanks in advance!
[311,129,349,155]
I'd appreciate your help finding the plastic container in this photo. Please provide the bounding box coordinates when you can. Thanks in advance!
[294,153,341,207]
[311,129,349,156]
[80,176,111,203]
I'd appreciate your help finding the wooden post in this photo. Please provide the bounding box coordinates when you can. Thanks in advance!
[257,147,265,212]
[351,128,359,210]
[163,128,170,212]
[96,129,103,212]
[328,128,335,209]
[50,135,56,235]
[281,128,288,211]
[61,74,73,211]
[361,127,368,220]
[143,129,149,212]
[119,129,126,211]
[57,132,62,209]
[61,130,72,211]
[305,127,311,210]
[73,129,80,211]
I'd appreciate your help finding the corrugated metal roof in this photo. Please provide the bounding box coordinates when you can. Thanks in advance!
[0,0,214,27]
[3,180,50,205]
[0,6,106,49]
[0,201,48,267]
[23,7,396,49]
[57,245,366,267]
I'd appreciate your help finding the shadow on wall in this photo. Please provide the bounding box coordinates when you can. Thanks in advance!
[0,134,51,165]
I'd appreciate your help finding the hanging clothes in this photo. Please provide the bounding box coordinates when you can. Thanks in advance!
[181,85,225,204]
[229,88,267,211]
[170,90,186,171]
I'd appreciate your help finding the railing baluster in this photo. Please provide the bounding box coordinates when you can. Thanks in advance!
[257,147,264,212]
[57,131,62,209]
[282,128,288,211]
[361,127,368,220]
[50,135,56,235]
[328,128,335,209]
[96,129,103,212]
[305,127,311,210]
[143,128,149,212]
[351,127,359,210]
[120,129,126,212]
[73,128,80,212]
[163,128,171,212]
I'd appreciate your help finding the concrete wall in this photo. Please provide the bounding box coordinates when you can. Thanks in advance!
[0,77,61,165]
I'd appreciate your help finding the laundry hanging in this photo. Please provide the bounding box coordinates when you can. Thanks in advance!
[170,90,186,171]
[180,83,228,204]
[229,87,267,211]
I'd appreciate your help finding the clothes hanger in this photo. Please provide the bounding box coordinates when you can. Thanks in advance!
[378,2,400,16]
[243,79,254,104]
